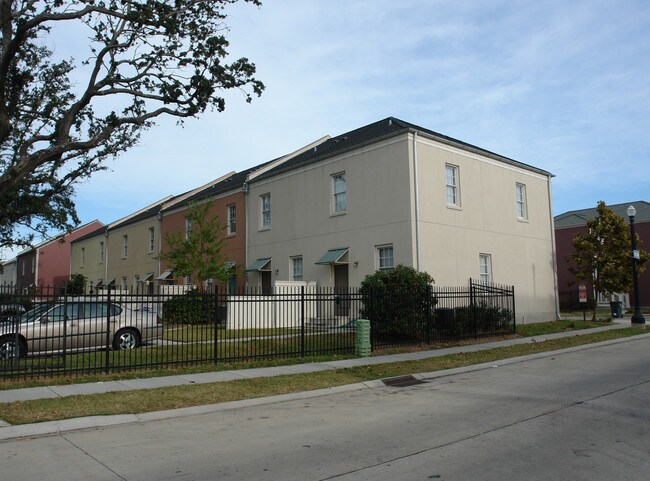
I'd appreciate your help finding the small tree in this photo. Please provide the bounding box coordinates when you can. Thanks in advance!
[159,201,235,288]
[65,273,87,296]
[568,201,648,320]
[359,265,435,339]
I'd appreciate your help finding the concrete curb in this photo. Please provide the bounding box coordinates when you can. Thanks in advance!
[1,331,648,442]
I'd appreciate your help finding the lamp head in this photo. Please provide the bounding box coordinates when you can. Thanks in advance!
[627,205,636,218]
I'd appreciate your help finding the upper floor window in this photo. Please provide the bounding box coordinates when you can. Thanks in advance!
[122,235,128,258]
[291,256,303,281]
[515,183,528,220]
[261,193,271,229]
[479,254,492,283]
[99,241,104,263]
[149,227,155,252]
[81,247,85,267]
[185,217,193,240]
[377,245,394,272]
[228,204,237,235]
[21,260,25,276]
[445,164,460,206]
[332,173,347,214]
[31,257,35,273]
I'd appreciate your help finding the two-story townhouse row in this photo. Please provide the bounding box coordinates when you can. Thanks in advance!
[71,197,175,293]
[245,117,558,323]
[555,201,650,309]
[158,171,244,291]
[158,137,331,292]
[13,220,104,292]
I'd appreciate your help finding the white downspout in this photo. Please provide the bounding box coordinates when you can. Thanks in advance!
[413,132,422,272]
[34,249,39,287]
[547,176,561,320]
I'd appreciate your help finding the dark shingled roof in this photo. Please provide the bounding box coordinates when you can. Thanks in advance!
[251,117,552,182]
[165,160,275,211]
[554,201,650,229]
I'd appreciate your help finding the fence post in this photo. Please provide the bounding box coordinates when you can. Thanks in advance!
[471,280,478,339]
[425,285,432,344]
[301,285,305,358]
[62,283,68,371]
[214,286,219,364]
[511,285,517,333]
[105,285,112,375]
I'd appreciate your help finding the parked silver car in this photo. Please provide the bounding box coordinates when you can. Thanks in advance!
[0,304,26,322]
[0,299,162,359]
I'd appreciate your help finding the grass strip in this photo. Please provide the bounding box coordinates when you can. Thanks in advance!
[0,326,646,425]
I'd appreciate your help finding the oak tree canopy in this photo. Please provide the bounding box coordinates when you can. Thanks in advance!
[0,0,264,249]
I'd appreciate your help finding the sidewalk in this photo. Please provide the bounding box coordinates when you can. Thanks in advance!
[0,319,646,441]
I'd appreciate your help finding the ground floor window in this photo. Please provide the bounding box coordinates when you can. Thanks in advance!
[377,245,394,272]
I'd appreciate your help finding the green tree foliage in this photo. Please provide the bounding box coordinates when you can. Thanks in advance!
[569,201,648,320]
[0,1,264,249]
[160,201,234,285]
[359,265,435,339]
[65,273,87,296]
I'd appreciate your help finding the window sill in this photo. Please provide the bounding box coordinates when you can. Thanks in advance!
[446,204,462,211]
[517,217,530,223]
[258,227,271,232]
[330,211,347,218]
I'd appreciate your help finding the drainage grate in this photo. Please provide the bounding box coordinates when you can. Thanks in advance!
[381,375,427,387]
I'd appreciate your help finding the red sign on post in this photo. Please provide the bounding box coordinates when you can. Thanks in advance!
[579,285,587,303]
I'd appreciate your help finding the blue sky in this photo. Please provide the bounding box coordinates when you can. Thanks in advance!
[2,0,650,259]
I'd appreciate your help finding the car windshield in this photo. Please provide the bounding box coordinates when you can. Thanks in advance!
[19,303,54,322]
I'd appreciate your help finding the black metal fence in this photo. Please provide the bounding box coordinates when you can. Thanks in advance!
[559,288,596,311]
[365,280,516,350]
[0,280,515,380]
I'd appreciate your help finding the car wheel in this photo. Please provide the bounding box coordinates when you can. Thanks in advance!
[112,328,140,350]
[0,336,26,359]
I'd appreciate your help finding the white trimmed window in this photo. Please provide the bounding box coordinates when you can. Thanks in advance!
[185,274,192,285]
[149,227,155,252]
[185,216,193,240]
[99,241,104,263]
[479,254,492,283]
[227,204,237,235]
[121,276,128,291]
[332,173,347,213]
[122,235,128,258]
[291,256,303,281]
[377,245,394,272]
[516,183,528,220]
[80,247,85,267]
[445,164,460,206]
[261,193,271,229]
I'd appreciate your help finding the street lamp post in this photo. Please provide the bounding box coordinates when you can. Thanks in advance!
[627,205,645,325]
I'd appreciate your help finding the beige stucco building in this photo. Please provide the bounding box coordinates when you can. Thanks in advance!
[71,197,172,293]
[245,118,558,323]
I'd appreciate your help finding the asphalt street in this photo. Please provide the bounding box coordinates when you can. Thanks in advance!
[1,334,649,480]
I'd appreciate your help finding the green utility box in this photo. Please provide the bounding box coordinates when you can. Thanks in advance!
[355,319,371,357]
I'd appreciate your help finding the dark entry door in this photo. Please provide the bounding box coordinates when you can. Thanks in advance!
[334,264,349,316]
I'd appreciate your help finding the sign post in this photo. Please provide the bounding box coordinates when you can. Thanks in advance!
[579,285,587,321]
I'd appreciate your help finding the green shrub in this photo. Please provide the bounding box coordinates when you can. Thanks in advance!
[162,288,216,324]
[359,265,435,339]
